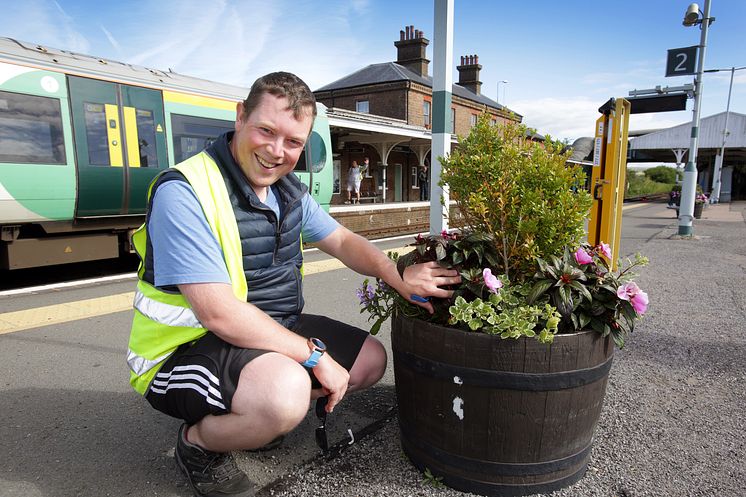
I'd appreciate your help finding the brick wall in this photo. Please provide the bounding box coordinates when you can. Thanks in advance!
[330,204,464,239]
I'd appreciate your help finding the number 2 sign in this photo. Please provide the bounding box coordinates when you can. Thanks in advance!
[666,46,698,77]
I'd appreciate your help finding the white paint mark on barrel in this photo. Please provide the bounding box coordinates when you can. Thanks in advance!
[453,376,463,385]
[452,397,464,420]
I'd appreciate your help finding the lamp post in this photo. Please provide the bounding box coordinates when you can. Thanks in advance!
[703,65,746,203]
[679,0,714,236]
[497,80,508,106]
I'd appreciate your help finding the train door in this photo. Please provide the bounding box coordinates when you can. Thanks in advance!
[68,76,166,217]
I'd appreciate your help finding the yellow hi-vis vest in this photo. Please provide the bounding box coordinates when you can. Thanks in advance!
[127,151,247,395]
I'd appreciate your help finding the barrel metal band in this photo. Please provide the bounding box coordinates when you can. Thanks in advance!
[393,349,613,391]
[400,424,592,477]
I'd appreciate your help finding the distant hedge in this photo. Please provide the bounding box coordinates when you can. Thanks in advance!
[644,165,678,184]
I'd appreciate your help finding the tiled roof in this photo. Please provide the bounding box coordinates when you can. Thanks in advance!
[315,62,521,118]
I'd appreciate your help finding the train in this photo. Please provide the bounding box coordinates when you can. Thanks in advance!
[0,37,333,270]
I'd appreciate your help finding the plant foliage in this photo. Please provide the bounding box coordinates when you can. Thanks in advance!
[439,116,592,281]
[357,116,647,348]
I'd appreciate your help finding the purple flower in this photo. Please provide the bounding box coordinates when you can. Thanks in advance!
[356,283,376,305]
[574,248,593,265]
[482,268,503,294]
[598,242,612,259]
[617,282,649,315]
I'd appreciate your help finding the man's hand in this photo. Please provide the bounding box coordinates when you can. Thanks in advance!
[402,261,461,313]
[312,354,350,413]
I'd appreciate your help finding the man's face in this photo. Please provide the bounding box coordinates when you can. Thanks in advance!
[231,93,313,194]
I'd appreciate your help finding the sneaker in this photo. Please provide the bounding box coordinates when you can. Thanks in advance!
[175,424,255,497]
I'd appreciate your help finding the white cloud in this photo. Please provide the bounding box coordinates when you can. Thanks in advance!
[99,25,121,54]
[4,0,89,53]
[512,97,601,141]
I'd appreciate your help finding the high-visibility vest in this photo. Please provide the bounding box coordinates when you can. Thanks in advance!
[127,151,247,395]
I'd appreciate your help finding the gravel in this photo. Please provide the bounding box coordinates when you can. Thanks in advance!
[259,204,746,497]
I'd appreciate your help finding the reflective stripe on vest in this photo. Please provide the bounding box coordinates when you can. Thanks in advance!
[133,290,203,328]
[126,348,175,377]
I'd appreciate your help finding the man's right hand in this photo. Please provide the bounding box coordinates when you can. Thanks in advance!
[312,354,350,413]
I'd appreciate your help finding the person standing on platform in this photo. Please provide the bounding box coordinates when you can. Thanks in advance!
[126,71,460,497]
[346,160,362,204]
[418,163,429,201]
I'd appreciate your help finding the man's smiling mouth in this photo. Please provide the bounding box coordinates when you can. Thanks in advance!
[256,155,281,169]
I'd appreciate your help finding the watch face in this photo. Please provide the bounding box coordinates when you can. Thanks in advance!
[310,337,326,352]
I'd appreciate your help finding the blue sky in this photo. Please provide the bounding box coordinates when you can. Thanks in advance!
[4,0,745,143]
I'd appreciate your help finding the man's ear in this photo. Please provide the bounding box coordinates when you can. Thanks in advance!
[235,102,245,129]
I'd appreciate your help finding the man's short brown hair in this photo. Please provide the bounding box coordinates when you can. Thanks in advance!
[241,72,317,122]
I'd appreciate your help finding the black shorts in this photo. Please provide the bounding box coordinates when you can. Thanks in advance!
[145,314,369,425]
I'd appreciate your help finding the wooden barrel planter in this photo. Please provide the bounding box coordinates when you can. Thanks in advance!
[392,313,614,497]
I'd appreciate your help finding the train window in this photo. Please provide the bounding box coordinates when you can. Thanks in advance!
[171,114,233,163]
[135,109,158,167]
[83,102,110,165]
[295,131,326,173]
[0,90,65,164]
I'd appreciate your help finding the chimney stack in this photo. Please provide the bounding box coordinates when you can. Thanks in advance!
[456,53,482,95]
[394,25,430,77]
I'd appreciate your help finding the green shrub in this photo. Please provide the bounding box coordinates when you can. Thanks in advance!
[644,165,678,184]
[439,117,592,281]
[625,174,673,197]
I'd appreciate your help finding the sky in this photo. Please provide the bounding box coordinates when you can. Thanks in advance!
[3,0,745,147]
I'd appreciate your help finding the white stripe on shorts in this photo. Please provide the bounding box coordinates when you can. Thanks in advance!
[150,364,225,410]
[150,382,226,410]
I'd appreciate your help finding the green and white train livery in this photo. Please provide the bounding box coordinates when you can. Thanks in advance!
[0,37,332,270]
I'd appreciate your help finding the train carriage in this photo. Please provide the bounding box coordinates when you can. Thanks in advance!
[0,37,332,270]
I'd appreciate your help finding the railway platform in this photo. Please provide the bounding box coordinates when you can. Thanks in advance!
[0,202,744,497]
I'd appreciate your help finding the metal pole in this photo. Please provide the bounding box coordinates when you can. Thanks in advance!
[710,66,744,203]
[430,0,453,234]
[679,0,712,236]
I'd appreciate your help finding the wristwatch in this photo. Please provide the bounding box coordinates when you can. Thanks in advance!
[301,337,327,368]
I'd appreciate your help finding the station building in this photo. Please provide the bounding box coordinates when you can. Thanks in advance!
[314,25,522,205]
[629,112,746,201]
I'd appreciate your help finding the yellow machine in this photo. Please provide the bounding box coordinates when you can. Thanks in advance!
[587,98,631,270]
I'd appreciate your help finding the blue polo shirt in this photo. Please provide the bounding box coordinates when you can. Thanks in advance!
[149,180,338,288]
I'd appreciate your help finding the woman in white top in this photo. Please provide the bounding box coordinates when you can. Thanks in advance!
[346,160,362,204]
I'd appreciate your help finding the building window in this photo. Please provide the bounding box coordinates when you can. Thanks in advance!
[450,108,455,134]
[356,100,369,113]
[412,166,419,188]
[470,114,478,127]
[423,101,431,127]
[490,118,497,126]
[333,160,341,194]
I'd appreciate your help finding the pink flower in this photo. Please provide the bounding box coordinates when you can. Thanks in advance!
[631,290,649,314]
[598,242,612,259]
[482,268,503,294]
[617,282,649,315]
[574,248,593,265]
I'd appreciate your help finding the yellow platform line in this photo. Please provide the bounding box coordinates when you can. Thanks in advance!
[0,293,135,335]
[0,246,415,336]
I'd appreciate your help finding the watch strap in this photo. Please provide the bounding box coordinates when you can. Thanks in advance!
[301,350,323,368]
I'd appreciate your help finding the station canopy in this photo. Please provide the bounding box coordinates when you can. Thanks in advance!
[628,112,746,164]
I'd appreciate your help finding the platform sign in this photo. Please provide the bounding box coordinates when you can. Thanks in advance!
[666,46,698,77]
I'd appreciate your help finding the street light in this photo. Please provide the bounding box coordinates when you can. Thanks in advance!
[497,80,508,106]
[678,1,714,236]
[703,65,746,203]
